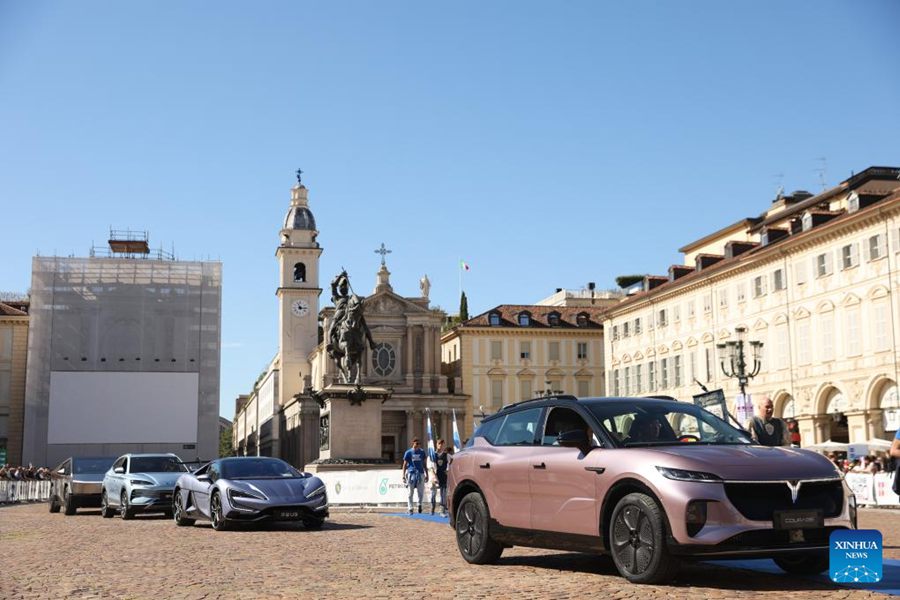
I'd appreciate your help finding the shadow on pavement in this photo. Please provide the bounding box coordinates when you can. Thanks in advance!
[191,520,372,533]
[496,553,858,592]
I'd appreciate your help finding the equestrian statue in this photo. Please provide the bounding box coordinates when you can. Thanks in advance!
[326,270,375,385]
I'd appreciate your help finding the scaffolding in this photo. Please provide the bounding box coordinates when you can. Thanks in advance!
[89,228,176,261]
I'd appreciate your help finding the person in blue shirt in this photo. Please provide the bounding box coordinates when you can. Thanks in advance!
[891,429,900,494]
[402,438,428,514]
[892,428,900,458]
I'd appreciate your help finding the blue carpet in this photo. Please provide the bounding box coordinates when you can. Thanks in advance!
[706,558,900,596]
[382,511,450,524]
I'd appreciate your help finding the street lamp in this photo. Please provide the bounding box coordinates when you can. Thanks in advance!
[537,380,565,398]
[716,326,763,396]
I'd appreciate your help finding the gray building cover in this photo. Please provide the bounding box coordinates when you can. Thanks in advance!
[23,257,222,466]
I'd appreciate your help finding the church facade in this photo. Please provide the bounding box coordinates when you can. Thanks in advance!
[310,263,465,462]
[232,179,465,467]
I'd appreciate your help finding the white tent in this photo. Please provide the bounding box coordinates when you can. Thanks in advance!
[861,438,893,453]
[804,440,849,452]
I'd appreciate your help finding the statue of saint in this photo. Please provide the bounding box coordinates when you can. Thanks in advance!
[419,274,431,299]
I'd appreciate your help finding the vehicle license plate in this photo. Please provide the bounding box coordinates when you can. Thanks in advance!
[773,509,823,530]
[277,510,300,519]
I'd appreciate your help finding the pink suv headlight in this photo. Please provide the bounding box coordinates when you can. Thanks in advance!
[656,466,722,483]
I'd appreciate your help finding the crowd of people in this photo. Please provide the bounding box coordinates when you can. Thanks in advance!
[827,453,894,474]
[0,464,52,481]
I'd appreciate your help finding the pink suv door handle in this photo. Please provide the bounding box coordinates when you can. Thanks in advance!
[584,467,606,474]
[532,462,546,469]
[479,463,491,469]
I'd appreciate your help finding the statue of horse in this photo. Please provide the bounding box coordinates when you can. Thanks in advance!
[334,294,375,384]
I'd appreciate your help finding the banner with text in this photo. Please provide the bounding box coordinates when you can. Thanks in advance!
[318,469,412,504]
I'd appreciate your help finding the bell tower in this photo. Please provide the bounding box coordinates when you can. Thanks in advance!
[276,171,323,413]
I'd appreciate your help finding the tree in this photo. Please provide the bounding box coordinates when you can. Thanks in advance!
[615,275,644,289]
[219,426,233,458]
[459,291,469,321]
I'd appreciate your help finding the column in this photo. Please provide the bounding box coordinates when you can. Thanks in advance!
[844,410,868,443]
[812,416,831,444]
[866,409,884,440]
[406,328,415,387]
[405,409,414,449]
[424,324,434,376]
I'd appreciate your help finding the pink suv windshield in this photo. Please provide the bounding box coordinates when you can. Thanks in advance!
[586,400,752,448]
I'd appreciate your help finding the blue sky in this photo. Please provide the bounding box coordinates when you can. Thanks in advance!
[2,1,898,418]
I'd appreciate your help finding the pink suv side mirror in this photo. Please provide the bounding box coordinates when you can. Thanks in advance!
[557,430,591,454]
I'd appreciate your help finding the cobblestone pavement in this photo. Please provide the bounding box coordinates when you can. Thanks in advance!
[0,504,897,599]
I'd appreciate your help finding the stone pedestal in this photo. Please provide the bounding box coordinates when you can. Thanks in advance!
[307,384,392,469]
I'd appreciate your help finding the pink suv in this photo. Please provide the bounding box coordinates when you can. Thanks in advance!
[448,395,855,584]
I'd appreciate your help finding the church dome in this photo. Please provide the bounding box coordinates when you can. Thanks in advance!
[284,205,316,231]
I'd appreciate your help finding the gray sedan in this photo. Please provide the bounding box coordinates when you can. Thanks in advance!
[173,457,328,531]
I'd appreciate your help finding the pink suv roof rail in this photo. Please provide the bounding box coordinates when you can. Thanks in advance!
[498,394,578,413]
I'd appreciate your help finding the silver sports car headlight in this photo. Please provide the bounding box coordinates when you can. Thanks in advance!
[228,488,266,503]
[130,479,154,486]
[306,484,326,499]
[656,466,722,483]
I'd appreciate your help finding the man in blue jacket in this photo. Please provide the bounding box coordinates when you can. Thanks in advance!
[402,438,428,514]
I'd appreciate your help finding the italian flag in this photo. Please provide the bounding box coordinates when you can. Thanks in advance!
[460,260,471,271]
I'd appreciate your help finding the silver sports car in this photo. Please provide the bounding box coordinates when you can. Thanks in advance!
[172,457,329,531]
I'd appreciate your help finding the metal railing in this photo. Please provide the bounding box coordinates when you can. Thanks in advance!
[0,480,52,503]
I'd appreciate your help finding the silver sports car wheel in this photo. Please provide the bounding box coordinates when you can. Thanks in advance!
[210,492,229,531]
[173,490,195,527]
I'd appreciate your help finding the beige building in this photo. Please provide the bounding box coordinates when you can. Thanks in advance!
[0,299,29,466]
[441,304,609,438]
[603,166,900,447]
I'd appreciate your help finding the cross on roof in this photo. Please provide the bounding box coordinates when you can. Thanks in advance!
[296,168,303,185]
[374,242,392,266]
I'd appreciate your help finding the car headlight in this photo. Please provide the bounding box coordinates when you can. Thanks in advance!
[656,466,722,483]
[306,484,327,499]
[130,479,154,486]
[228,488,266,502]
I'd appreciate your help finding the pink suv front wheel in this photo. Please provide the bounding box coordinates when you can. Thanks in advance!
[455,492,504,564]
[610,492,680,583]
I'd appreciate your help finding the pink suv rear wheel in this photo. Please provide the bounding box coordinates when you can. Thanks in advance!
[455,492,503,564]
[609,492,679,584]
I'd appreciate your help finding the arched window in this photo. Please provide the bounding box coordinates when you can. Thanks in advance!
[576,312,589,327]
[293,262,306,283]
[548,312,561,327]
[489,313,501,326]
[518,312,531,326]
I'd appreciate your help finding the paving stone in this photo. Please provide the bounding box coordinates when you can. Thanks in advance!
[0,505,895,598]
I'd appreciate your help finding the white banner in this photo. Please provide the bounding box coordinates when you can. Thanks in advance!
[844,472,876,505]
[874,472,900,506]
[318,469,412,504]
